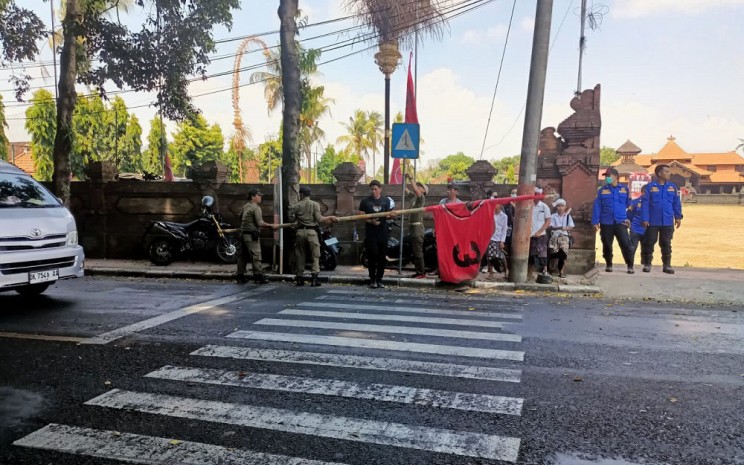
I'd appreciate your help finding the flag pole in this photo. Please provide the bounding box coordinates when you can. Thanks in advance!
[398,161,406,274]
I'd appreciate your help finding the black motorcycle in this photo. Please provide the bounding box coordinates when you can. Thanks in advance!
[359,220,437,271]
[319,226,341,271]
[143,196,240,266]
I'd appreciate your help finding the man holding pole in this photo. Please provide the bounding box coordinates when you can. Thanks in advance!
[359,180,396,288]
[288,186,339,287]
[405,173,428,279]
[237,189,278,284]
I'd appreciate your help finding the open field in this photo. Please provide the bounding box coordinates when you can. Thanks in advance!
[594,204,744,270]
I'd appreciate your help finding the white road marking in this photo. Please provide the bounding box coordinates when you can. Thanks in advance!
[82,288,272,345]
[279,309,507,329]
[0,331,85,343]
[227,331,525,361]
[325,289,516,303]
[191,345,522,383]
[146,365,524,415]
[13,423,346,465]
[297,301,522,320]
[255,318,522,342]
[85,389,521,462]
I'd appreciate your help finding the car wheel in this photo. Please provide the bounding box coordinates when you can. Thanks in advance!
[15,283,50,296]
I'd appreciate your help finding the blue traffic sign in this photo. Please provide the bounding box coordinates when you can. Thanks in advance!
[391,123,420,159]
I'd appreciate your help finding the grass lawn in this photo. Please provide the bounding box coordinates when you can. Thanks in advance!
[594,204,744,270]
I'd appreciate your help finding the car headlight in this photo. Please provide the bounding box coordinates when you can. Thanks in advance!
[66,231,78,246]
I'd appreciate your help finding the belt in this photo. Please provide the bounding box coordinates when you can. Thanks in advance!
[297,225,317,230]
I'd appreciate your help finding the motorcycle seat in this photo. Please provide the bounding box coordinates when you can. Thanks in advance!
[159,219,201,229]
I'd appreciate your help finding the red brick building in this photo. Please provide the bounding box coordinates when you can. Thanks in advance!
[610,136,744,194]
[5,142,35,177]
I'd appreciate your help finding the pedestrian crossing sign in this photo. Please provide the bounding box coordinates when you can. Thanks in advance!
[391,123,420,159]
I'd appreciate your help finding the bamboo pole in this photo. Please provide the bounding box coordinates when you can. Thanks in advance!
[224,195,550,233]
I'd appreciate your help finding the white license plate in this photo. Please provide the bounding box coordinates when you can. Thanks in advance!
[29,269,59,284]
[325,237,339,246]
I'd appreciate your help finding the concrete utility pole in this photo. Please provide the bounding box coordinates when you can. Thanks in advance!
[511,0,554,284]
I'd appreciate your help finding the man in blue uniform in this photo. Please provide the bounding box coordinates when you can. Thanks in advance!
[592,168,634,273]
[641,165,683,274]
[626,195,648,269]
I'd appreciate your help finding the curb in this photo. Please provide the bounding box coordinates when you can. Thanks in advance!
[85,266,601,294]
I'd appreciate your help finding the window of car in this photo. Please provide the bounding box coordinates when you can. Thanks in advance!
[0,173,62,208]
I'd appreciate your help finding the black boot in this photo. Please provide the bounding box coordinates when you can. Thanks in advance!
[662,259,674,274]
[295,275,305,286]
[236,274,248,284]
[254,275,269,285]
[310,273,321,287]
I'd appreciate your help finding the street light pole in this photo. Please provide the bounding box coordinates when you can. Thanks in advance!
[374,41,401,184]
[511,0,554,284]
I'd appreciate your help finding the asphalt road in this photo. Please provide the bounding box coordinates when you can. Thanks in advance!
[0,277,742,465]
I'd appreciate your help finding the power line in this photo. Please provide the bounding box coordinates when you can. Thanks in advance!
[2,0,486,101]
[478,0,518,160]
[482,0,574,158]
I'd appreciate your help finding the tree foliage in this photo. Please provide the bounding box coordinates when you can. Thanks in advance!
[144,117,166,175]
[0,0,47,99]
[119,114,143,173]
[25,90,57,181]
[600,146,620,166]
[317,144,361,183]
[431,152,475,181]
[257,136,283,183]
[0,94,7,161]
[492,155,520,184]
[169,115,225,177]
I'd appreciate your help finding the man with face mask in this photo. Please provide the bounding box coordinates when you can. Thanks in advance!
[592,168,634,273]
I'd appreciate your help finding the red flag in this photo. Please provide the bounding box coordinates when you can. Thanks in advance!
[163,152,174,182]
[391,53,418,184]
[429,200,497,284]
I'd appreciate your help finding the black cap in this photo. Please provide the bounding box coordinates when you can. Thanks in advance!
[248,189,263,198]
[603,167,619,177]
[299,186,312,196]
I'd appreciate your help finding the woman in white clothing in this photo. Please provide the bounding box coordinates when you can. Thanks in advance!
[548,199,575,278]
[486,202,509,280]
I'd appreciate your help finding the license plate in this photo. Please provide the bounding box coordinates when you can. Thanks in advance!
[29,269,59,284]
[324,237,339,246]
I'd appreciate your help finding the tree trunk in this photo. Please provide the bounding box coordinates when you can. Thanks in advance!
[278,0,301,210]
[52,0,79,207]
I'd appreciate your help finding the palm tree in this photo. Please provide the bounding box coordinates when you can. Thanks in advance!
[232,35,269,182]
[337,110,373,170]
[299,84,334,181]
[365,111,383,177]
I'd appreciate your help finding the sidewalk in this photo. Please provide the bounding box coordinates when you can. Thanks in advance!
[83,259,744,304]
[83,259,599,294]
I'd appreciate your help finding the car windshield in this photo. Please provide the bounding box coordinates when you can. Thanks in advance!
[0,173,61,208]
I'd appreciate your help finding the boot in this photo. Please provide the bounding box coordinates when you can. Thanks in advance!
[310,273,321,287]
[662,258,674,274]
[254,275,269,285]
[236,274,248,284]
[605,263,613,272]
[295,275,305,286]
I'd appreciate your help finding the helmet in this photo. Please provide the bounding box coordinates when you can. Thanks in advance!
[201,196,215,208]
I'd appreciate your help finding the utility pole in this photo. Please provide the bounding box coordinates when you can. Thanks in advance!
[511,0,554,284]
[50,1,58,102]
[577,0,587,95]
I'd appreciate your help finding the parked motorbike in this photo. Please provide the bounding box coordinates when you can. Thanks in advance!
[359,220,437,271]
[143,196,240,266]
[319,226,341,271]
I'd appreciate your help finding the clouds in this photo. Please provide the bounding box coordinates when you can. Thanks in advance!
[612,0,744,18]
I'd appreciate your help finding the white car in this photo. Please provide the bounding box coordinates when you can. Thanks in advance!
[0,161,85,296]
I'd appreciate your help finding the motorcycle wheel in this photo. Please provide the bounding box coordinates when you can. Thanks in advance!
[216,235,240,264]
[149,239,174,266]
[320,248,338,271]
[359,249,368,269]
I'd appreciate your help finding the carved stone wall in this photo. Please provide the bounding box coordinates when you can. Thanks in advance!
[537,84,602,274]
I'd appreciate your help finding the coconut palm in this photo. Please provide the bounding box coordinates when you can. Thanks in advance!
[365,111,383,177]
[337,110,373,168]
[299,84,334,180]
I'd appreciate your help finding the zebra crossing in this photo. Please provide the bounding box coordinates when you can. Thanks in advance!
[14,289,526,464]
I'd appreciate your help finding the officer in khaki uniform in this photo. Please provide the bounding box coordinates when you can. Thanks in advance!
[237,189,277,284]
[289,186,339,287]
[405,173,428,278]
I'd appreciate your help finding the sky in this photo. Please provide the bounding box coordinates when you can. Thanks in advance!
[3,0,744,171]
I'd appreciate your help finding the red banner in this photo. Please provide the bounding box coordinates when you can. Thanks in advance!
[391,52,418,184]
[429,200,497,284]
